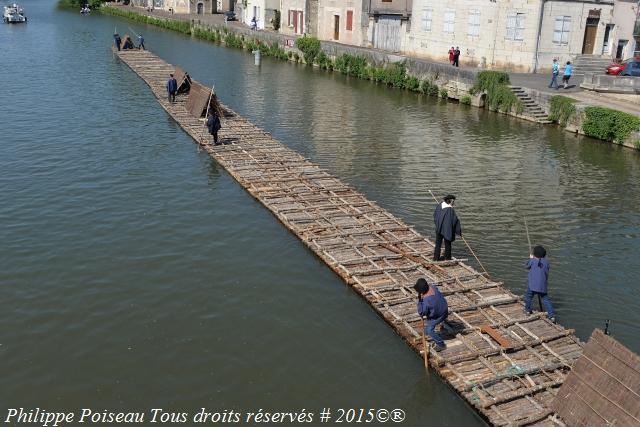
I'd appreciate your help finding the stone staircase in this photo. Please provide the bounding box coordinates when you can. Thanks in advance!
[572,54,612,75]
[509,86,552,124]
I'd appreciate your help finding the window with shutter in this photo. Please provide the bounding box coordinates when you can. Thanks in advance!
[443,9,455,34]
[421,8,432,32]
[553,16,571,44]
[468,10,480,37]
[506,12,524,41]
[346,10,353,31]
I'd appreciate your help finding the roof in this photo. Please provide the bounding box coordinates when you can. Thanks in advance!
[551,329,640,427]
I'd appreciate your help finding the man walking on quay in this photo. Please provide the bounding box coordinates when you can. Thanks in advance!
[137,33,145,50]
[113,33,121,51]
[549,58,559,89]
[166,73,177,103]
[415,278,448,351]
[562,61,573,89]
[525,245,555,323]
[433,194,462,261]
[453,46,461,67]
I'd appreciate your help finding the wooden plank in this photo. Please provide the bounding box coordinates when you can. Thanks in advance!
[480,325,515,350]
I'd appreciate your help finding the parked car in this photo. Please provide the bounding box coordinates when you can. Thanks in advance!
[606,58,640,76]
[224,11,237,21]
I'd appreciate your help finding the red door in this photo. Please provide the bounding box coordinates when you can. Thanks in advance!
[293,11,298,34]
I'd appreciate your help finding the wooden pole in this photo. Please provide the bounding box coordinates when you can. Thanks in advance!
[524,215,543,311]
[204,84,215,120]
[428,189,490,277]
[421,317,429,372]
[524,215,532,254]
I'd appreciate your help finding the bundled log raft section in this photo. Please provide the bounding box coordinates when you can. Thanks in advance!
[115,49,584,426]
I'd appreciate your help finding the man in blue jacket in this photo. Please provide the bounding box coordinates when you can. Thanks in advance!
[414,278,448,351]
[166,74,178,103]
[433,194,462,261]
[525,245,555,323]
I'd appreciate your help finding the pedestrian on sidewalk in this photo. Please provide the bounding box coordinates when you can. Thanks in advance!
[524,245,555,323]
[453,46,461,67]
[251,16,257,30]
[448,46,455,65]
[113,33,121,51]
[414,278,448,352]
[549,58,559,89]
[562,61,572,89]
[166,73,177,103]
[433,194,462,261]
[137,33,145,50]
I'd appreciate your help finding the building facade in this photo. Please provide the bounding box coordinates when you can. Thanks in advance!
[241,0,280,29]
[610,0,639,59]
[280,0,306,35]
[317,0,365,46]
[405,0,614,72]
[365,0,412,52]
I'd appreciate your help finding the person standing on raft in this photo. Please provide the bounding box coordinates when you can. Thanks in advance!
[525,245,556,323]
[433,194,462,261]
[166,74,178,103]
[414,278,448,352]
[206,110,222,145]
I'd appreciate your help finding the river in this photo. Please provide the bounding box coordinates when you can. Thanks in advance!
[1,2,639,425]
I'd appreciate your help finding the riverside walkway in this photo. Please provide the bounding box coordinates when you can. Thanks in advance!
[115,48,583,426]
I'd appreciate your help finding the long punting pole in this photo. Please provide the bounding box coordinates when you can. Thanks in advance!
[428,189,489,277]
[421,317,429,372]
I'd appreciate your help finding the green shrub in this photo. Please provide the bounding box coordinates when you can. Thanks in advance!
[101,6,191,34]
[460,95,472,105]
[295,36,321,64]
[439,88,448,99]
[224,32,243,48]
[272,10,281,31]
[405,76,420,91]
[420,80,439,96]
[548,96,577,127]
[287,51,293,59]
[293,53,300,62]
[316,51,332,69]
[334,54,368,78]
[471,71,522,113]
[582,107,640,143]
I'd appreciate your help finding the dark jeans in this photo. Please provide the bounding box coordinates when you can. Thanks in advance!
[549,73,559,89]
[138,42,145,50]
[524,289,555,318]
[168,92,176,102]
[433,233,452,261]
[453,57,459,67]
[212,131,219,144]
[425,315,447,347]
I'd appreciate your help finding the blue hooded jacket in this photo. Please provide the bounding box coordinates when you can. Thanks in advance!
[417,285,448,326]
[526,257,550,293]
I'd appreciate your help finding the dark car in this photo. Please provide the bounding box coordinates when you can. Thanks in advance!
[606,58,640,76]
[224,11,237,21]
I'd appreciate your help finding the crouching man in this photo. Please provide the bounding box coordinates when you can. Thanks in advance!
[414,278,448,351]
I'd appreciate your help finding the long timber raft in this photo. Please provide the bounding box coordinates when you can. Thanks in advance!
[116,49,583,426]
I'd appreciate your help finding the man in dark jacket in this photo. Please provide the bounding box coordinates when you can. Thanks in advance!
[433,194,462,261]
[113,33,122,51]
[166,74,178,103]
[525,245,555,322]
[206,111,222,145]
[414,278,448,351]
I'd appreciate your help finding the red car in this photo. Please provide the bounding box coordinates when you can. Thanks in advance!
[606,58,640,75]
